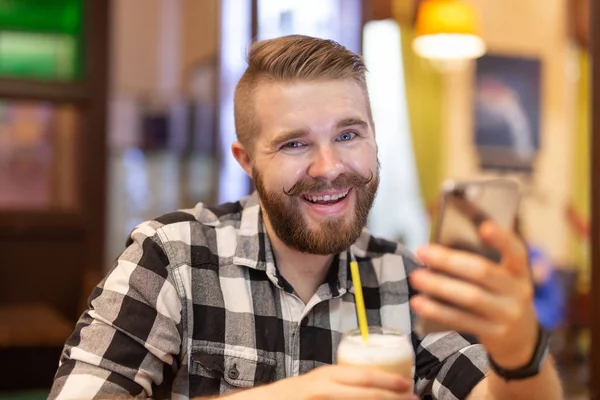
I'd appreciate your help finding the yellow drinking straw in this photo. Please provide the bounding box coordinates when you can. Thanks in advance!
[350,259,369,343]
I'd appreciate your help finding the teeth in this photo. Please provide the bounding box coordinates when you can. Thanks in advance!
[305,190,349,203]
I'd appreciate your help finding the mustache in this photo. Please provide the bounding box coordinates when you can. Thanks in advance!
[283,171,375,197]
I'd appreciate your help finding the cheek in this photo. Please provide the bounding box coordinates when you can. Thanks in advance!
[344,145,378,176]
[260,159,307,189]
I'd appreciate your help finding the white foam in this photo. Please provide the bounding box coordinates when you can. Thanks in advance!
[337,333,414,365]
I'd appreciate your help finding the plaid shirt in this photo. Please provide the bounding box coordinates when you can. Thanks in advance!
[50,193,488,400]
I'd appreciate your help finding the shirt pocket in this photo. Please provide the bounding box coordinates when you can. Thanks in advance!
[191,346,276,394]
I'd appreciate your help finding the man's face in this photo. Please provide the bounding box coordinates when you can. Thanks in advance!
[250,79,379,255]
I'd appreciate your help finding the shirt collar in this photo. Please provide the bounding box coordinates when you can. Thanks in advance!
[232,192,271,272]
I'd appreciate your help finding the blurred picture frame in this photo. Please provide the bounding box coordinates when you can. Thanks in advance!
[474,54,542,172]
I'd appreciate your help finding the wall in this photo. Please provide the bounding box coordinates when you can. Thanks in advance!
[111,0,219,96]
[106,0,220,263]
[111,0,162,95]
[180,0,220,90]
[441,0,577,264]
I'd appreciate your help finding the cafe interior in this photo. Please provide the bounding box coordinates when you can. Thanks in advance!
[0,0,597,399]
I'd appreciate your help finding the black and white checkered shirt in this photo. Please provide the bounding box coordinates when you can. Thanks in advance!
[50,192,488,399]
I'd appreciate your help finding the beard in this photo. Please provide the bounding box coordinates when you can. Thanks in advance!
[253,166,379,255]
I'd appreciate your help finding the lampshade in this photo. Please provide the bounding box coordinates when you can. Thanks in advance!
[413,0,485,61]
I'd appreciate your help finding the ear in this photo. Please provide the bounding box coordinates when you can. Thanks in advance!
[231,141,253,176]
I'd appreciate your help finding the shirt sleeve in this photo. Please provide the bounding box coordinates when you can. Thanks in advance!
[49,222,183,399]
[414,331,489,400]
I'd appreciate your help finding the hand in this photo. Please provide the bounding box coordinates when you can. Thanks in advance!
[409,221,539,369]
[227,365,416,400]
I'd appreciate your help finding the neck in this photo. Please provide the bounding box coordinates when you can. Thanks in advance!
[262,213,334,304]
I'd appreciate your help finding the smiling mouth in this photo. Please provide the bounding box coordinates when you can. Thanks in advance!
[302,189,350,205]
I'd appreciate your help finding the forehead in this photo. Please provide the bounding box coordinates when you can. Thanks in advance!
[253,79,371,138]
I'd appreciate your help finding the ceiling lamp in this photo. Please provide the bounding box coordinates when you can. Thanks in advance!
[413,0,486,62]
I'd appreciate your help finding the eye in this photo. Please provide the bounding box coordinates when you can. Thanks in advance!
[281,141,305,149]
[337,131,357,142]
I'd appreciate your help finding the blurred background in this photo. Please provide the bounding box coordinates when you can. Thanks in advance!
[0,0,594,399]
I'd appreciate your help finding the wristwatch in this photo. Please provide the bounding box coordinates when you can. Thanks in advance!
[488,323,550,381]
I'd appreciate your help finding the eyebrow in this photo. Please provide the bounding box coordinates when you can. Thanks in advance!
[269,129,309,150]
[336,117,369,130]
[269,117,370,149]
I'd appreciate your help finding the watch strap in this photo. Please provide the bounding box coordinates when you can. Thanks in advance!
[488,324,550,381]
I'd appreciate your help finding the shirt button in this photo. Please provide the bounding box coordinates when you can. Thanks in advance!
[228,364,239,380]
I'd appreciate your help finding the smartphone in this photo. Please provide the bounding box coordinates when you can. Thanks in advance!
[415,178,521,335]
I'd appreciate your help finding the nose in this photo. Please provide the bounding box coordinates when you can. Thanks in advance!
[307,146,344,181]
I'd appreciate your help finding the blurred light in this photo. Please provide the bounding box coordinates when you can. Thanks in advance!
[257,0,361,54]
[413,0,485,61]
[218,0,252,203]
[363,19,430,251]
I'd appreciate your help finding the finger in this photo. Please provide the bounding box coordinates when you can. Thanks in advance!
[416,245,510,292]
[410,269,512,321]
[330,385,417,400]
[479,221,529,277]
[331,366,411,392]
[411,294,503,337]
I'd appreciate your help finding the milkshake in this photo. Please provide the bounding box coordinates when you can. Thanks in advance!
[337,327,414,386]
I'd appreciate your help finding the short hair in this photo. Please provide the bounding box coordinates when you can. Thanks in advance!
[233,35,372,153]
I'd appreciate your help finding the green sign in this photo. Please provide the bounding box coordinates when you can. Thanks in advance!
[0,0,83,80]
[0,31,77,79]
[0,0,82,34]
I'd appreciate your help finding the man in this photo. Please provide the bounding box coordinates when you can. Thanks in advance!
[50,35,562,399]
